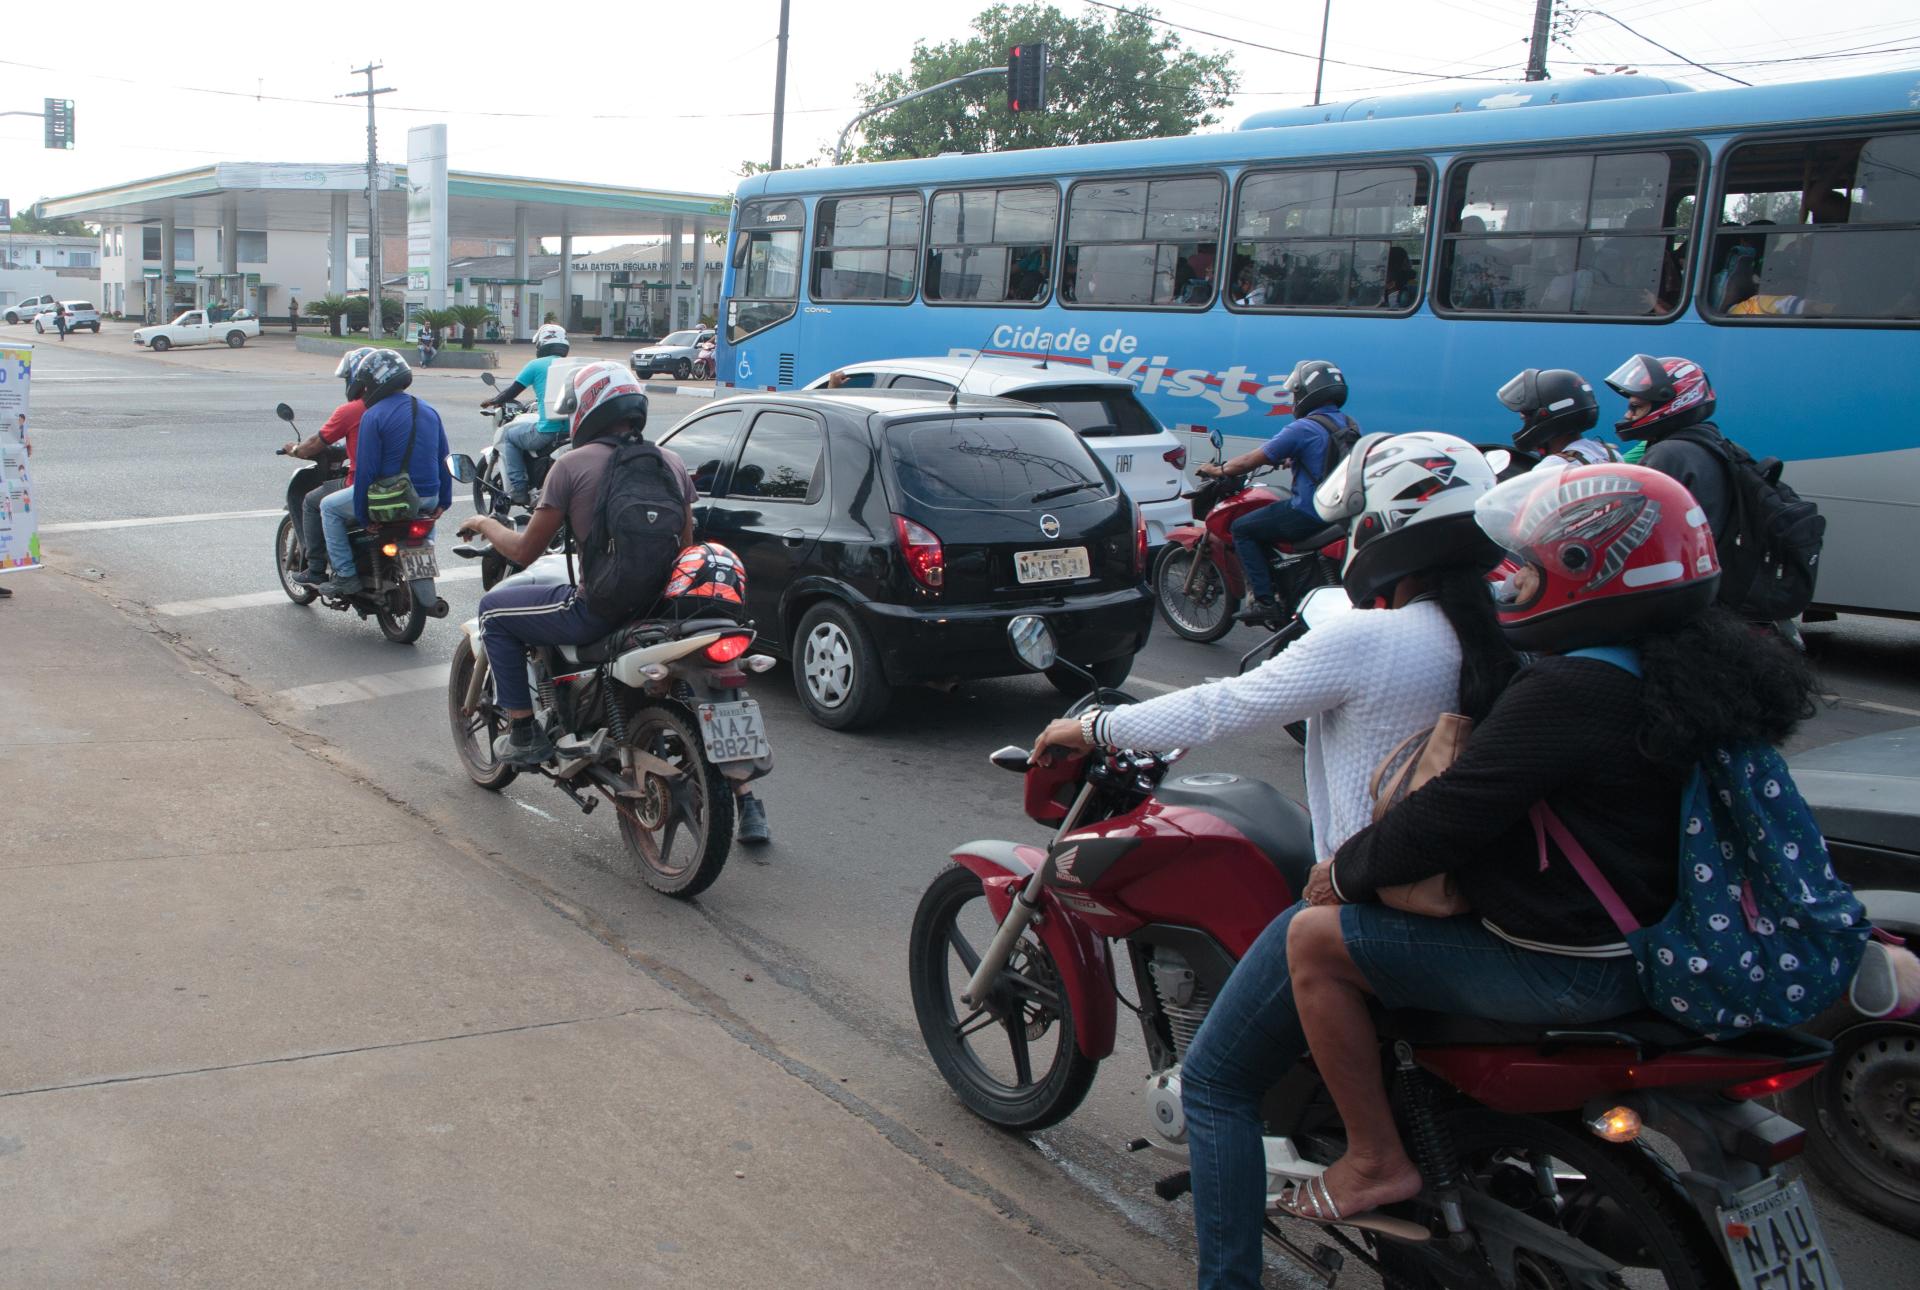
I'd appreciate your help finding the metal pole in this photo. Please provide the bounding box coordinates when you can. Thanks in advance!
[340,64,395,337]
[1526,0,1553,82]
[834,67,1006,165]
[770,0,791,170]
[1313,0,1332,106]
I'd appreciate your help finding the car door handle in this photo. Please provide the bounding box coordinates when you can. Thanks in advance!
[780,528,808,547]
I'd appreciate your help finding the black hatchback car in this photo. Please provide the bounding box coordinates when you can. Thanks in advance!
[655,390,1153,729]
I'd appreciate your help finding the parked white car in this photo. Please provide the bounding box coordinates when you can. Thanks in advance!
[133,308,261,351]
[33,301,101,334]
[3,294,59,325]
[805,355,1191,544]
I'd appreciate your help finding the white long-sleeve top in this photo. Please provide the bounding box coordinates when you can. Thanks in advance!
[1098,601,1465,858]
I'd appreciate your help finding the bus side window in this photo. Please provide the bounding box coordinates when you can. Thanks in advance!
[1230,165,1428,312]
[1439,149,1698,319]
[1707,132,1920,323]
[1061,175,1223,308]
[925,186,1059,306]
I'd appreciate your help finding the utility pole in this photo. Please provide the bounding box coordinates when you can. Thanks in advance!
[1313,0,1332,106]
[340,64,395,338]
[1526,0,1554,82]
[770,0,791,170]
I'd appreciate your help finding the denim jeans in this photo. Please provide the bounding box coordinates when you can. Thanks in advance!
[478,582,614,711]
[1230,500,1328,600]
[319,486,360,578]
[498,421,565,495]
[300,478,345,572]
[1181,901,1642,1289]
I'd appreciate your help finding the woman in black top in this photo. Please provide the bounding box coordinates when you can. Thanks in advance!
[1275,463,1818,1235]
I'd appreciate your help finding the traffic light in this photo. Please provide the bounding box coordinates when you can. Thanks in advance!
[44,98,74,150]
[1007,42,1048,114]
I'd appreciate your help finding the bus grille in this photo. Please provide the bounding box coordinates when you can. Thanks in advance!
[778,353,795,387]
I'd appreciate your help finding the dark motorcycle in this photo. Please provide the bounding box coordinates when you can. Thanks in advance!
[909,616,1845,1290]
[1152,469,1346,641]
[272,402,447,644]
[445,453,774,898]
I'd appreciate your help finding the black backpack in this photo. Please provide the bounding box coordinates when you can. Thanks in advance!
[578,436,689,621]
[1306,409,1362,480]
[1668,426,1825,621]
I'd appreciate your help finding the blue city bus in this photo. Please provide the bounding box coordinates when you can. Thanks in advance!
[716,69,1920,617]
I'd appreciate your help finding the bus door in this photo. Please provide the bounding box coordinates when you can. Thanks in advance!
[721,198,807,391]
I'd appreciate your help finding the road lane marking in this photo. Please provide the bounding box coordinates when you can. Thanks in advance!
[154,566,482,617]
[1824,693,1920,720]
[43,508,283,533]
[278,665,448,710]
[1131,677,1179,694]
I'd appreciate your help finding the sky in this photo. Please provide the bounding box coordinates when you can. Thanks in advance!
[5,0,1918,249]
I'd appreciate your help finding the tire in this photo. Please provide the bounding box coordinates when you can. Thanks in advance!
[673,358,692,380]
[1046,653,1132,698]
[274,514,318,605]
[447,635,517,791]
[226,331,247,348]
[1782,1005,1920,1229]
[1153,544,1237,642]
[793,601,891,730]
[150,336,171,352]
[909,864,1099,1132]
[375,581,428,644]
[1374,1108,1724,1290]
[2,313,17,325]
[616,704,732,898]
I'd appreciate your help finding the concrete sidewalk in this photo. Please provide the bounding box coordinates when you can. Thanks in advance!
[0,573,1118,1288]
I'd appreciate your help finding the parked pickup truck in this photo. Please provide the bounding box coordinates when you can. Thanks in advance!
[3,295,60,325]
[133,308,261,351]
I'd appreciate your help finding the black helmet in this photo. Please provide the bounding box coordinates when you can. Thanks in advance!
[1284,359,1348,418]
[1497,368,1599,453]
[333,345,378,399]
[348,348,412,406]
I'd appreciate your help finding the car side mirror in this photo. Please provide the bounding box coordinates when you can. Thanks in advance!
[448,453,477,483]
[275,403,296,423]
[1007,615,1058,672]
[481,371,498,388]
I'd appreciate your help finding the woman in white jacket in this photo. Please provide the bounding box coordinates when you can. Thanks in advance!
[1033,432,1515,1289]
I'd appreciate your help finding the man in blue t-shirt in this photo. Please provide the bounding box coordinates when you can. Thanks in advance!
[1194,359,1356,626]
[317,350,452,597]
[481,322,572,505]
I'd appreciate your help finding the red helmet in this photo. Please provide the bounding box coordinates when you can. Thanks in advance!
[664,542,746,607]
[1475,463,1720,652]
[1604,354,1716,441]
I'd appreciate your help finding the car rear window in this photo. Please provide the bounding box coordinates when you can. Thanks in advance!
[1014,384,1162,438]
[887,415,1112,512]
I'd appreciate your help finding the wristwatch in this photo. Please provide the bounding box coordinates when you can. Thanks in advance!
[1078,709,1102,748]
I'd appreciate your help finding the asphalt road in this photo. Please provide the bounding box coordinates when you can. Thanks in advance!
[22,334,1920,1287]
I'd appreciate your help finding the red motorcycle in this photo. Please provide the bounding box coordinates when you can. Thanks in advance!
[908,617,1845,1290]
[1152,469,1347,641]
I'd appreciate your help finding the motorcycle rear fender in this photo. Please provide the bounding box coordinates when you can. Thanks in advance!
[950,841,1117,1061]
[607,630,725,687]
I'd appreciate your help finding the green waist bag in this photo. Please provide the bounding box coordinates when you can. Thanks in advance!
[365,396,424,522]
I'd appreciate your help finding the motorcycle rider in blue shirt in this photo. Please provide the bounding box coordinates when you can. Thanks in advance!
[482,322,572,507]
[317,349,452,597]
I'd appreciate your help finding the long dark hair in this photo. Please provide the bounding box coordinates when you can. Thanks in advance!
[1636,607,1819,767]
[1429,564,1520,722]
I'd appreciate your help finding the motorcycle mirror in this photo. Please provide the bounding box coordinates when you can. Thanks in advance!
[274,403,296,423]
[989,746,1032,774]
[1007,615,1058,672]
[1483,448,1512,476]
[448,453,477,483]
[481,371,498,387]
[1297,585,1355,631]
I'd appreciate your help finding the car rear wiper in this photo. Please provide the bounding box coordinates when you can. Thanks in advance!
[1029,480,1104,504]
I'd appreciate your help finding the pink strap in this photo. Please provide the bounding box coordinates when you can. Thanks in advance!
[1530,804,1641,937]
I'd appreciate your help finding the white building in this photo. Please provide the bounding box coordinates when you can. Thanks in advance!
[94,222,328,322]
[0,234,103,314]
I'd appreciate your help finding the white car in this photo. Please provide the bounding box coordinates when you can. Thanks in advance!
[32,301,101,334]
[631,328,714,380]
[3,295,59,325]
[133,308,261,351]
[805,355,1191,544]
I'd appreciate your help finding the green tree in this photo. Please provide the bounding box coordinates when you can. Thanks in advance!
[9,202,92,237]
[448,304,492,350]
[848,4,1236,163]
[305,295,351,338]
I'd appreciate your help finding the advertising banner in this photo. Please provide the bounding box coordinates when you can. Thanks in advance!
[0,343,39,574]
[406,125,449,309]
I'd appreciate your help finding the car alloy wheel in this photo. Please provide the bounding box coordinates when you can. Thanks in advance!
[803,620,855,709]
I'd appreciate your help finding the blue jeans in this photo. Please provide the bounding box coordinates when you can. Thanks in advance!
[498,421,565,495]
[300,478,345,572]
[1231,501,1328,600]
[319,486,360,579]
[479,583,614,711]
[1181,901,1643,1290]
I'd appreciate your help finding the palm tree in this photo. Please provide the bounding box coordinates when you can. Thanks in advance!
[448,304,492,350]
[305,295,351,338]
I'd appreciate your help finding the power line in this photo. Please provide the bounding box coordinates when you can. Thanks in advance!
[1564,7,1751,85]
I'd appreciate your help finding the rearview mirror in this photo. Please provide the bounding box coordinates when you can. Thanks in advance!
[448,453,477,483]
[1483,448,1512,477]
[481,371,498,388]
[1007,615,1058,672]
[1297,585,1353,630]
[274,403,296,423]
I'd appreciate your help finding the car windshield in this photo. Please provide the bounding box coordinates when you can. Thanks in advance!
[662,330,699,346]
[887,415,1110,512]
[1015,385,1163,439]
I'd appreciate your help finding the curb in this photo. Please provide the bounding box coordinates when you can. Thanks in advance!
[641,382,715,399]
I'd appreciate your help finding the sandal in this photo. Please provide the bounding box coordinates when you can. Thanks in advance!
[1271,1173,1430,1242]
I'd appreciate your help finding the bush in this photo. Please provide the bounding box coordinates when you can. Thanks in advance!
[448,304,492,349]
[306,294,351,338]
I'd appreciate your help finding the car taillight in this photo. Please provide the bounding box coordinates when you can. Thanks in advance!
[1725,1067,1822,1100]
[407,519,434,540]
[704,634,752,663]
[1133,503,1148,577]
[894,515,944,589]
[1163,446,1187,471]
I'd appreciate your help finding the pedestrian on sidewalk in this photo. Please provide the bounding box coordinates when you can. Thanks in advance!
[289,297,300,334]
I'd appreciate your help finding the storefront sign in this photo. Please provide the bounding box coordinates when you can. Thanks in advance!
[0,344,40,575]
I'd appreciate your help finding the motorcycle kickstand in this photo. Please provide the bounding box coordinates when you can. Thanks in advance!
[543,772,597,815]
[1259,1219,1348,1288]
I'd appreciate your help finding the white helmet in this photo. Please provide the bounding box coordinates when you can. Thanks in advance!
[1313,431,1501,604]
[334,345,378,391]
[533,322,569,357]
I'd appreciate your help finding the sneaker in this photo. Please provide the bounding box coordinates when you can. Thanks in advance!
[493,723,556,767]
[735,793,771,845]
[292,566,328,588]
[508,489,532,508]
[317,573,364,597]
[1238,596,1284,628]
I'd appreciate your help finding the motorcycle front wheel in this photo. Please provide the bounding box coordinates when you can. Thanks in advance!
[909,864,1098,1132]
[275,514,317,605]
[1153,544,1237,642]
[616,705,732,899]
[447,635,516,791]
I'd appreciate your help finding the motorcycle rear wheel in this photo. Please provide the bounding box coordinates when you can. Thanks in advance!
[909,864,1098,1132]
[616,705,732,899]
[1373,1108,1722,1290]
[447,636,517,791]
[376,582,428,644]
[1153,544,1237,642]
[275,514,317,605]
